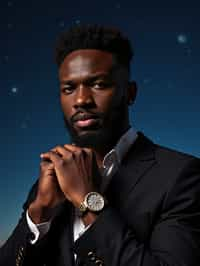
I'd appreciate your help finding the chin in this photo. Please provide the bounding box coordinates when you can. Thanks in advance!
[72,128,109,148]
[63,116,119,148]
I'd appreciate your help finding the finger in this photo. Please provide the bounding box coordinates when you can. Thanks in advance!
[40,151,62,165]
[40,156,52,163]
[50,145,71,157]
[76,148,92,178]
[82,147,93,156]
[40,159,54,167]
[63,144,81,153]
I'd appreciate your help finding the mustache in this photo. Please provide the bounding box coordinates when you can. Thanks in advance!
[71,110,103,123]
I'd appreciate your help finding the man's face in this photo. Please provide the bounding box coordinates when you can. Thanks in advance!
[59,49,133,148]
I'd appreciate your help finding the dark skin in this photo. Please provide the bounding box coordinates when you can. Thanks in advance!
[28,49,137,226]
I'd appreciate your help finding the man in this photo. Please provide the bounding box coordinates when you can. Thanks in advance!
[0,24,200,266]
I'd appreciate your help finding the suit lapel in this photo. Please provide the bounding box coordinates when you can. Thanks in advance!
[106,132,156,208]
[104,133,156,242]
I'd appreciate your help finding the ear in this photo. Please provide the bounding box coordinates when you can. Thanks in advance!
[127,81,137,105]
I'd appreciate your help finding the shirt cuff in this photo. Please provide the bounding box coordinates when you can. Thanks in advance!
[26,210,51,244]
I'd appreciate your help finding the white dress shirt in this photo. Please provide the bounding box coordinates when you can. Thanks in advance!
[26,127,138,244]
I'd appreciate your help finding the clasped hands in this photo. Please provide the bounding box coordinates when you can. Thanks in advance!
[28,144,101,224]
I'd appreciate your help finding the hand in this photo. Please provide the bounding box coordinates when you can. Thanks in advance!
[40,144,101,208]
[28,156,66,223]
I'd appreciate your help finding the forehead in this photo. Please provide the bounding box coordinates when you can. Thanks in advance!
[58,49,116,80]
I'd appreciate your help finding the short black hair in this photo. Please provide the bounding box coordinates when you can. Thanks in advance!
[55,24,133,71]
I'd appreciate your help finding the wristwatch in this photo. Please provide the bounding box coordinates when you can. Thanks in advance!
[78,192,106,217]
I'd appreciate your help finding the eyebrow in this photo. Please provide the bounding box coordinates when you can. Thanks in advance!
[60,73,112,85]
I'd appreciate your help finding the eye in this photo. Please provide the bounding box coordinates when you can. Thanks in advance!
[62,85,75,94]
[93,81,110,90]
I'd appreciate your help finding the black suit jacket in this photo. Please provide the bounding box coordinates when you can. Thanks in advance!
[1,133,200,266]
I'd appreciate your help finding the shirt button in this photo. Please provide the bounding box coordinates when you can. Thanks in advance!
[88,251,96,261]
[88,251,94,257]
[95,259,103,266]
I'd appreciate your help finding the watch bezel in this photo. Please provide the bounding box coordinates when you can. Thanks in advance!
[84,192,105,212]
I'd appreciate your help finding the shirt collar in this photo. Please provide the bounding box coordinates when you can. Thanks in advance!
[102,126,138,170]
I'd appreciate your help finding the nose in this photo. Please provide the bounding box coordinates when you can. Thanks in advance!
[73,85,94,109]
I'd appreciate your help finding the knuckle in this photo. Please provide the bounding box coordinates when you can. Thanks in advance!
[49,151,58,157]
[84,148,92,155]
[54,145,62,150]
[65,153,73,162]
[84,147,91,153]
[57,158,64,165]
[68,153,73,160]
[74,150,82,157]
[84,149,93,159]
[64,144,69,148]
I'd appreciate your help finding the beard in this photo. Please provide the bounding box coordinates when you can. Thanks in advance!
[62,100,129,149]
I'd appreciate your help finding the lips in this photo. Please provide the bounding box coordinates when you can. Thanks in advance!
[75,118,98,127]
[72,113,100,128]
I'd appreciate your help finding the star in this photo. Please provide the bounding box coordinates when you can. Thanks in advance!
[75,20,80,25]
[177,34,188,44]
[11,87,18,93]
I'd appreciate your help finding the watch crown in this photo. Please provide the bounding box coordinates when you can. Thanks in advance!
[79,202,87,212]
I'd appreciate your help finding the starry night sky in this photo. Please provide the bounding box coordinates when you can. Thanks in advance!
[0,0,200,245]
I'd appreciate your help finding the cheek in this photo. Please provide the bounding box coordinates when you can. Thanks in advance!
[95,90,116,113]
[60,96,73,120]
[97,91,123,118]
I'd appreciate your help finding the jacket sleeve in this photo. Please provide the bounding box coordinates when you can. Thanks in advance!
[74,158,200,266]
[0,180,48,266]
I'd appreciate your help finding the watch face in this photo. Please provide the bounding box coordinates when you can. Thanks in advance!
[86,192,104,212]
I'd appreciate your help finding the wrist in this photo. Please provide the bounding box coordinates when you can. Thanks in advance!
[28,201,53,224]
[81,211,98,226]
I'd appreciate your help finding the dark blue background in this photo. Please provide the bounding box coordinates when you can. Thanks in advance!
[0,0,199,245]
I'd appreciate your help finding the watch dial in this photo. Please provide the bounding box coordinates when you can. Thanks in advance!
[87,193,104,211]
